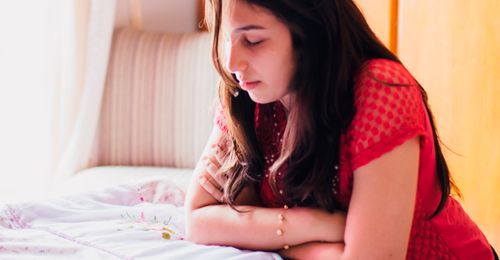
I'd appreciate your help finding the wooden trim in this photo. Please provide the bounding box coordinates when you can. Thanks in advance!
[389,0,399,54]
[198,0,208,31]
[129,0,143,30]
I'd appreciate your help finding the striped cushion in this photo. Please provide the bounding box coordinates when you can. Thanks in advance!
[89,28,219,169]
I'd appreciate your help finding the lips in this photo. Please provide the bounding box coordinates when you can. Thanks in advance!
[239,81,261,91]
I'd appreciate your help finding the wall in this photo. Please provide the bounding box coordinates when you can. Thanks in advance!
[112,0,393,41]
[356,0,500,249]
[398,0,500,249]
[114,0,199,32]
[354,0,393,51]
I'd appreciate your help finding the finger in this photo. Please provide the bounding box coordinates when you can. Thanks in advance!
[204,153,221,169]
[222,136,232,151]
[214,134,230,149]
[211,145,226,166]
[203,157,227,188]
[198,176,224,203]
[213,135,230,153]
[203,156,218,175]
[202,171,222,191]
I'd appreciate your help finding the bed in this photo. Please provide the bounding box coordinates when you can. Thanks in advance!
[0,174,280,259]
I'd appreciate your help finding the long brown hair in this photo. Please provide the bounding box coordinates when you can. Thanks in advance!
[206,0,459,217]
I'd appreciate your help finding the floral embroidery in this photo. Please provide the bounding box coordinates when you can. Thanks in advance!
[118,211,183,240]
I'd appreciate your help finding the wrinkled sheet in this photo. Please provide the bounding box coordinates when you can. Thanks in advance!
[0,178,281,260]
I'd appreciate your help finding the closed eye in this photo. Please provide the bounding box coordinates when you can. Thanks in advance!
[243,37,263,47]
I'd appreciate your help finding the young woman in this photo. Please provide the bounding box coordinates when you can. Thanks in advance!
[185,0,497,259]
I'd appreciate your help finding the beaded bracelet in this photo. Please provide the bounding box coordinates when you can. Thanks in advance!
[277,204,289,250]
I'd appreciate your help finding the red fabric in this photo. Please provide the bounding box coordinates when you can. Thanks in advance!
[215,104,229,134]
[214,59,493,259]
[254,102,288,207]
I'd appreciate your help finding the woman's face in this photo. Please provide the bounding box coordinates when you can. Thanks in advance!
[221,0,295,105]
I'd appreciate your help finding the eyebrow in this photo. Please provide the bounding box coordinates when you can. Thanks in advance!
[232,25,266,34]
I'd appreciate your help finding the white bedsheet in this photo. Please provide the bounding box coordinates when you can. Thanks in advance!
[0,178,281,260]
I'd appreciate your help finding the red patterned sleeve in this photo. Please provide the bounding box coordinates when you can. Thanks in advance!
[347,59,428,171]
[214,102,229,134]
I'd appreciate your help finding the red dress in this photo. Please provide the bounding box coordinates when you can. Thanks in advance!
[215,59,493,259]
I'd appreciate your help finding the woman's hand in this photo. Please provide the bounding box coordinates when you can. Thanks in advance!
[198,136,262,206]
[198,138,230,202]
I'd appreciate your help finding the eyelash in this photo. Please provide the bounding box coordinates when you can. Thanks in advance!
[243,38,263,47]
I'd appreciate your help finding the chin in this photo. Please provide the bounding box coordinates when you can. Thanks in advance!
[247,92,277,104]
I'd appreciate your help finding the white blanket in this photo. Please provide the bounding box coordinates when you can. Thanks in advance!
[0,178,281,260]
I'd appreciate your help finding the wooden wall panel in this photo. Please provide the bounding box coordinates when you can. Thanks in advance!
[354,0,394,52]
[398,0,500,249]
[198,0,207,31]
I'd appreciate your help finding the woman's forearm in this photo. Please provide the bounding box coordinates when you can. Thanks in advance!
[186,204,345,251]
[279,242,345,260]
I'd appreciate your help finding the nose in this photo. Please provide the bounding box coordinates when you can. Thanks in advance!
[225,40,247,78]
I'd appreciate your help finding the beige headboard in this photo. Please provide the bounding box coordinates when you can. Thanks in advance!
[89,28,219,169]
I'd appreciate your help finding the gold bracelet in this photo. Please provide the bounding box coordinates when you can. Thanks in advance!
[277,204,289,250]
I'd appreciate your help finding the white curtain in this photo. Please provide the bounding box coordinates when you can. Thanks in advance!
[0,0,116,202]
[48,0,116,181]
[0,0,52,202]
